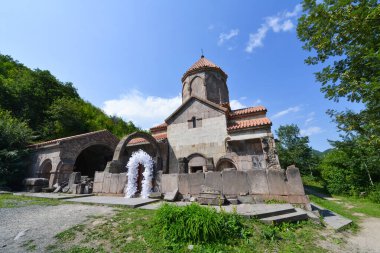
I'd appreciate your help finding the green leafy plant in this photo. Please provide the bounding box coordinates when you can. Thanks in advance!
[154,203,246,244]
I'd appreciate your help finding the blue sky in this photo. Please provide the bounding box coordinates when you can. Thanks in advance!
[0,0,362,151]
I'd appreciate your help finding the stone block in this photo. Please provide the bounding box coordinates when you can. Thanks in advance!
[102,172,112,193]
[164,189,178,202]
[237,195,255,204]
[188,173,204,195]
[149,192,162,199]
[178,174,190,195]
[203,171,222,192]
[267,169,288,195]
[68,172,81,190]
[161,174,179,193]
[197,193,225,205]
[117,173,127,194]
[246,169,269,195]
[286,166,305,195]
[227,198,239,205]
[222,170,249,196]
[109,174,119,194]
[93,171,104,193]
[154,171,162,192]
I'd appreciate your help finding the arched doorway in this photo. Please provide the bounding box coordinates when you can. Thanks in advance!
[74,144,113,178]
[216,158,237,171]
[39,159,52,179]
[187,153,207,173]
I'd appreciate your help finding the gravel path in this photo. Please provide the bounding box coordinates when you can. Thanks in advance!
[347,217,380,253]
[0,204,114,253]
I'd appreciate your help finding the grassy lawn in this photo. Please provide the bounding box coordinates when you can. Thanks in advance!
[45,205,330,253]
[0,193,60,208]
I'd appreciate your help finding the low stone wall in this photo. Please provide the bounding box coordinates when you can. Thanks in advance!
[93,171,127,194]
[161,166,309,205]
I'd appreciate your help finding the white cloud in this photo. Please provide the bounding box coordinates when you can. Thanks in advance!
[271,106,301,119]
[253,99,262,105]
[300,126,322,136]
[246,25,268,52]
[305,112,315,126]
[245,4,300,53]
[285,4,302,18]
[218,29,239,46]
[102,90,181,129]
[230,99,247,110]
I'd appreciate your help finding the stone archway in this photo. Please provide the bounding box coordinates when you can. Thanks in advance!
[73,144,113,178]
[106,131,162,173]
[38,159,52,179]
[216,157,237,171]
[187,153,207,173]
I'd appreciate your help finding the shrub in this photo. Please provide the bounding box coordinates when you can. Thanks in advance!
[0,110,33,189]
[368,184,380,204]
[154,203,246,243]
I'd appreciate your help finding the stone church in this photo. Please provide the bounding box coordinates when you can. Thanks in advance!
[124,55,279,174]
[28,55,307,206]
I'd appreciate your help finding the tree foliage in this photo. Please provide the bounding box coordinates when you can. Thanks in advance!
[275,124,319,174]
[297,0,380,196]
[0,109,33,188]
[0,53,139,141]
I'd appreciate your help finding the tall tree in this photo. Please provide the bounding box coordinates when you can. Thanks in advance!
[275,124,316,174]
[297,0,380,146]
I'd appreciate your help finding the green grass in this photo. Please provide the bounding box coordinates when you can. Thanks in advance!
[0,193,60,208]
[47,204,329,253]
[22,239,37,251]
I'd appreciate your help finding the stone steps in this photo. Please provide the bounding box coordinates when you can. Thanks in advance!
[311,203,352,230]
[260,208,309,225]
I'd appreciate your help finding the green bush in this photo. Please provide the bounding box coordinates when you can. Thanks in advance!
[154,203,246,243]
[368,184,380,204]
[0,110,33,189]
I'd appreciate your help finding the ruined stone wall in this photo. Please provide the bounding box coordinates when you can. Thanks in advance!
[161,166,308,205]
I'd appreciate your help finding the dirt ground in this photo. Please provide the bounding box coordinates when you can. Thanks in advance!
[345,217,380,253]
[0,204,114,253]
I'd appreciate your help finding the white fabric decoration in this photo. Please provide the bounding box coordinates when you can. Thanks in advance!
[124,149,154,199]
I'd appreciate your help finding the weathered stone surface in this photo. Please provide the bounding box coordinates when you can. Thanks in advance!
[201,185,220,194]
[178,174,190,195]
[227,198,239,205]
[161,174,179,193]
[237,195,255,204]
[117,173,127,194]
[68,172,81,190]
[267,169,288,195]
[164,189,178,202]
[188,173,204,195]
[102,173,112,193]
[222,170,249,195]
[246,170,269,195]
[286,166,305,195]
[109,173,119,194]
[203,171,222,193]
[53,185,62,193]
[93,171,104,193]
[149,192,162,199]
[197,193,225,205]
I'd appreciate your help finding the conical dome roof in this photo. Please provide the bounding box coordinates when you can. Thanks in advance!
[182,55,227,82]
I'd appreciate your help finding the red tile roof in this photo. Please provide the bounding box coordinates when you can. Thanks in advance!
[182,56,227,82]
[229,106,267,119]
[227,118,271,132]
[150,122,167,133]
[128,133,167,145]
